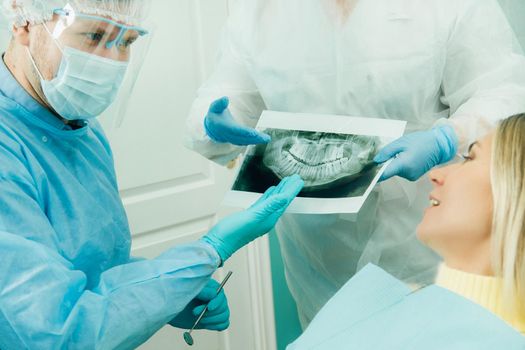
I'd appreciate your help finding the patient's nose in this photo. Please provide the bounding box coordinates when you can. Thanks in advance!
[429,167,445,186]
[429,163,459,186]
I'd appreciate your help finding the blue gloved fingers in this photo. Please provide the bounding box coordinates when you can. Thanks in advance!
[373,139,406,164]
[275,174,304,198]
[193,282,227,315]
[249,176,296,213]
[195,279,220,302]
[205,290,227,313]
[204,114,234,144]
[205,97,271,145]
[207,118,271,146]
[192,303,229,330]
[198,314,230,329]
[379,156,405,182]
[206,302,229,318]
[208,97,230,114]
[194,314,230,330]
[203,321,230,331]
[379,153,426,182]
[225,124,271,145]
[192,301,229,319]
[375,126,458,182]
[271,175,305,208]
[433,125,458,163]
[255,175,304,219]
[268,175,304,209]
[260,186,277,201]
[193,304,207,316]
[273,175,294,193]
[249,186,277,210]
[249,175,295,212]
[258,197,289,218]
[203,278,221,291]
[194,304,230,324]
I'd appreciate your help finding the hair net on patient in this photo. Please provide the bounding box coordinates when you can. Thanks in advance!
[2,0,149,27]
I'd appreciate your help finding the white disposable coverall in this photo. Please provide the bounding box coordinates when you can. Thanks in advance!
[498,0,525,50]
[185,0,525,327]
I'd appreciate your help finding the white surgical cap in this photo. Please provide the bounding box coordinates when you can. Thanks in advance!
[2,0,149,27]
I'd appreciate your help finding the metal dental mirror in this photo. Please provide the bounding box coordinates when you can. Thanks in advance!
[183,271,233,346]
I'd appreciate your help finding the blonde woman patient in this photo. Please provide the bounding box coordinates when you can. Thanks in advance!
[422,114,525,333]
[288,114,525,349]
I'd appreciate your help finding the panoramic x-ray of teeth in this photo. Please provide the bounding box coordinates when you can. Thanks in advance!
[232,128,382,199]
[262,130,379,191]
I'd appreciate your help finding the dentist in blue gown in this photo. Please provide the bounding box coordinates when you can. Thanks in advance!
[0,1,304,349]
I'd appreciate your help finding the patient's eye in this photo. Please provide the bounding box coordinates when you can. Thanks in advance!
[461,149,476,162]
[460,154,473,163]
[461,142,478,163]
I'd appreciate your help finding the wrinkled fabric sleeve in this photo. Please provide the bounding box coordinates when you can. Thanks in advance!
[0,232,220,350]
[0,159,220,349]
[438,0,525,153]
[184,4,266,165]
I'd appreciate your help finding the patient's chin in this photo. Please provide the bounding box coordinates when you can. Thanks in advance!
[416,205,446,244]
[416,218,455,260]
[416,217,436,247]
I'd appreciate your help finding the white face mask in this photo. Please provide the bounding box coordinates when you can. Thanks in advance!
[27,45,129,121]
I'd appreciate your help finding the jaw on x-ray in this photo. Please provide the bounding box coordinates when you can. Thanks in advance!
[262,129,379,192]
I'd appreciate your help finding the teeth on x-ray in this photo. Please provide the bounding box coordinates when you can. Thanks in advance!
[262,130,378,189]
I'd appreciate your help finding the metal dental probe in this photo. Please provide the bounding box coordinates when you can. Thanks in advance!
[183,271,233,346]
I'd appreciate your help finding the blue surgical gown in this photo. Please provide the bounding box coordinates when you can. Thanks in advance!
[288,264,525,349]
[0,59,220,350]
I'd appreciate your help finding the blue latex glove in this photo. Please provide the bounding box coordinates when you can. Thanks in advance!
[204,96,271,145]
[374,125,458,182]
[202,174,304,262]
[169,279,230,331]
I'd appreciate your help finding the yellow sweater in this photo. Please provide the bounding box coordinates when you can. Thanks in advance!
[435,264,525,335]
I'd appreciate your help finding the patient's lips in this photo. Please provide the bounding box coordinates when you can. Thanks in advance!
[262,130,379,190]
[429,194,441,207]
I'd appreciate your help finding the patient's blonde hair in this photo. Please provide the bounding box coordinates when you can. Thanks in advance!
[491,113,525,317]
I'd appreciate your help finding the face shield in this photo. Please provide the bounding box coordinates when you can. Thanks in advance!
[29,3,152,125]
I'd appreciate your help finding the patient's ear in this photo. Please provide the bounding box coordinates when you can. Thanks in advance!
[11,23,30,46]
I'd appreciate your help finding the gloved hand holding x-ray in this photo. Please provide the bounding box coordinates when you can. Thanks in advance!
[374,125,458,182]
[204,97,271,146]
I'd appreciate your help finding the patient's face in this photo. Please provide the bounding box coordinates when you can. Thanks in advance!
[417,133,494,275]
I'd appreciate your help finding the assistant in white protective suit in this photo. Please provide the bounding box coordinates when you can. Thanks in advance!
[185,0,525,327]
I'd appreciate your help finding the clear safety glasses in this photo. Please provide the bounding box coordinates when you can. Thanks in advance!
[49,6,149,61]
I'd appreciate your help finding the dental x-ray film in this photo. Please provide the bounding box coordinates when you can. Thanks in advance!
[224,111,407,214]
